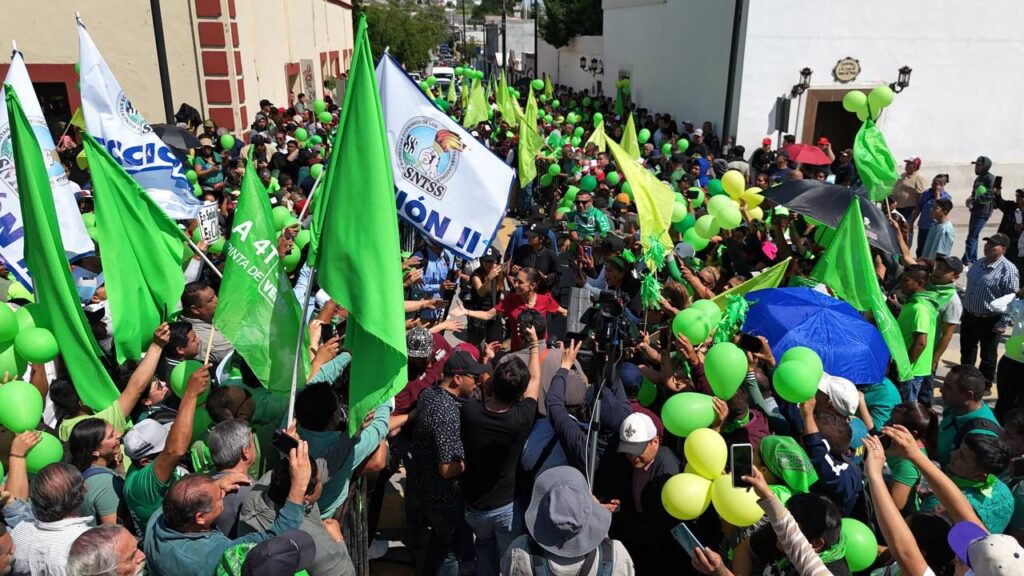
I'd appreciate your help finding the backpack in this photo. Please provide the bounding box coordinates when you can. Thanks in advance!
[527,537,615,576]
[81,466,116,481]
[952,417,1003,450]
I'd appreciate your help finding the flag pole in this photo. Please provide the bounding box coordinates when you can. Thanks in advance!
[296,173,322,224]
[186,237,223,279]
[287,266,318,425]
[203,325,216,364]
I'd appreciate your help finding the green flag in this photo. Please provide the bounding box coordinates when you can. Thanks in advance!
[712,257,791,309]
[853,119,899,202]
[621,113,641,161]
[462,76,489,128]
[614,85,625,117]
[517,86,544,187]
[497,70,515,127]
[446,77,457,104]
[214,156,310,392]
[544,73,554,99]
[5,86,117,410]
[84,134,187,363]
[314,15,408,436]
[607,138,673,251]
[811,200,912,380]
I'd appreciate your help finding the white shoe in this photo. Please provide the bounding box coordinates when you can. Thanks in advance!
[368,538,390,560]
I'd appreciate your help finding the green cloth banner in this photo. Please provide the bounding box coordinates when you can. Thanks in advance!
[5,85,118,410]
[853,118,898,202]
[517,86,544,187]
[314,15,409,436]
[713,257,791,309]
[811,201,912,380]
[214,155,309,392]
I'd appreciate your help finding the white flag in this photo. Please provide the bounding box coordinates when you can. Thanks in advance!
[0,49,94,288]
[376,55,512,259]
[78,17,201,220]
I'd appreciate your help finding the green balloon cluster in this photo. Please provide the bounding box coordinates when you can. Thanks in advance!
[773,346,823,403]
[842,85,894,121]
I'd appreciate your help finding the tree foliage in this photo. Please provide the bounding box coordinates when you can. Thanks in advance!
[539,0,602,48]
[471,0,505,20]
[360,3,449,71]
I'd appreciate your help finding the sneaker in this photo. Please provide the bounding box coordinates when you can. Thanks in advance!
[368,538,390,560]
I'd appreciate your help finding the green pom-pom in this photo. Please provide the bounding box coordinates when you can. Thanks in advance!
[641,273,664,311]
[642,234,667,271]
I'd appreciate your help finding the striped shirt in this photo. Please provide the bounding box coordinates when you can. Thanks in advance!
[964,256,1019,324]
[10,514,93,576]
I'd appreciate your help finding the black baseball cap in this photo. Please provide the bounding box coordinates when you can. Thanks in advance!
[529,206,546,220]
[983,233,1010,247]
[525,223,549,238]
[480,246,500,262]
[443,350,487,377]
[242,531,316,576]
[935,255,964,275]
[601,235,625,254]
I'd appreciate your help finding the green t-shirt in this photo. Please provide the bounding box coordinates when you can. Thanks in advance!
[936,403,1000,467]
[861,379,902,428]
[124,463,179,536]
[887,446,928,513]
[80,467,124,521]
[897,294,938,377]
[59,402,128,443]
[571,207,611,238]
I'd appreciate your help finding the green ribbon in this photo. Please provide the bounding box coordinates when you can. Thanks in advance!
[721,410,751,433]
[950,472,998,498]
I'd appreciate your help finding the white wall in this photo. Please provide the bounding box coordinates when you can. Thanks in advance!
[602,0,736,126]
[540,36,604,93]
[737,0,1024,193]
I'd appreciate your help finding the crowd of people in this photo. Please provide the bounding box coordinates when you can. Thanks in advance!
[0,66,1023,576]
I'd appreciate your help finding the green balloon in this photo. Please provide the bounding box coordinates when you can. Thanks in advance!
[272,206,292,229]
[14,327,58,364]
[841,518,878,572]
[707,179,724,197]
[638,128,651,144]
[683,227,709,251]
[295,229,312,249]
[419,80,429,90]
[280,215,299,231]
[170,360,208,404]
[677,139,689,153]
[219,134,235,150]
[773,362,821,404]
[868,85,895,111]
[318,111,332,124]
[426,76,437,86]
[282,247,302,272]
[673,211,696,233]
[0,342,26,381]
[661,392,714,437]
[0,305,17,344]
[606,172,620,187]
[25,432,63,474]
[592,113,603,127]
[310,163,324,180]
[539,95,548,103]
[582,97,592,107]
[208,236,226,254]
[552,99,560,108]
[695,214,719,239]
[539,174,553,187]
[704,343,747,400]
[309,135,323,146]
[193,184,202,197]
[842,90,868,114]
[547,163,561,177]
[313,99,327,114]
[716,205,743,230]
[638,378,657,407]
[186,170,198,184]
[780,346,824,375]
[622,181,633,199]
[571,136,581,147]
[580,175,598,192]
[672,308,711,345]
[661,143,672,155]
[573,127,584,138]
[531,78,545,91]
[294,127,309,142]
[455,66,465,75]
[690,299,722,326]
[0,380,42,432]
[671,201,687,223]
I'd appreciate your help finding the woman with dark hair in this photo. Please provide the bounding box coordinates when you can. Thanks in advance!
[462,266,566,351]
[885,402,939,512]
[68,418,127,527]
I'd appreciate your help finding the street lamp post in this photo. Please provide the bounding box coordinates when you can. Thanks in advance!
[501,0,507,76]
[580,57,602,95]
[533,0,538,79]
[150,0,175,123]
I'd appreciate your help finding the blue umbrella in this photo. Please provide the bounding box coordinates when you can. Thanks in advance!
[742,287,890,385]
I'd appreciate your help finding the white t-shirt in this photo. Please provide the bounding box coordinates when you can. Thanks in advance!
[939,291,963,326]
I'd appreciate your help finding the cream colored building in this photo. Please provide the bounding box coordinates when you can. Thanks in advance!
[0,0,354,134]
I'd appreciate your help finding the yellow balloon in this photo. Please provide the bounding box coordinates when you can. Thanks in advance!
[711,475,765,527]
[722,170,745,200]
[742,187,765,208]
[684,428,727,479]
[748,206,764,221]
[661,473,713,520]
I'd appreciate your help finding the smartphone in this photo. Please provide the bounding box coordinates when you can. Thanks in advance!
[731,443,753,489]
[1011,457,1024,479]
[994,175,1003,190]
[738,333,762,353]
[271,429,299,455]
[321,322,336,345]
[671,522,705,559]
[583,246,593,259]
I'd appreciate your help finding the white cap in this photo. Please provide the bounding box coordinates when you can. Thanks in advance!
[817,372,858,417]
[124,419,172,461]
[968,534,1024,576]
[693,128,704,137]
[618,413,657,456]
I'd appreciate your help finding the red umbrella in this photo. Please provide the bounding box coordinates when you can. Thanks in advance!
[783,143,831,166]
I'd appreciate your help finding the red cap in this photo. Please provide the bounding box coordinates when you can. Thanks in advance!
[817,137,829,146]
[905,157,922,168]
[762,137,772,146]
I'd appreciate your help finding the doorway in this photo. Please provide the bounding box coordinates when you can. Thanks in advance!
[801,88,865,152]
[33,82,72,142]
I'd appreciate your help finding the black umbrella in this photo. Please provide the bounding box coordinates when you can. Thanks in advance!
[152,123,200,169]
[761,179,900,254]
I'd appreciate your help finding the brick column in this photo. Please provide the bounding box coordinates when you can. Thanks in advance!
[193,0,247,132]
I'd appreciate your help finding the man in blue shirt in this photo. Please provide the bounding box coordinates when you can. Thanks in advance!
[961,233,1020,385]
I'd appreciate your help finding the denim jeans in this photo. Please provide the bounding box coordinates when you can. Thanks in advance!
[900,376,926,404]
[963,213,989,264]
[464,501,522,576]
[422,506,470,576]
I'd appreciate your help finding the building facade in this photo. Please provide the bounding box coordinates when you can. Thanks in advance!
[541,0,1024,186]
[0,0,354,135]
